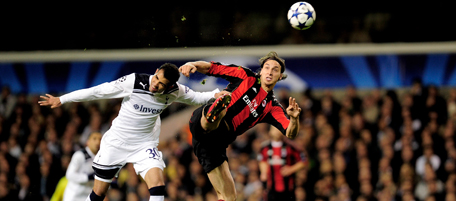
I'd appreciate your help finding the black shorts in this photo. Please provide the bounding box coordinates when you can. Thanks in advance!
[267,191,295,201]
[189,105,235,173]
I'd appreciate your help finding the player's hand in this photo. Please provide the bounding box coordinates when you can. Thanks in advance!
[179,62,197,77]
[214,91,231,99]
[286,97,301,119]
[38,94,62,108]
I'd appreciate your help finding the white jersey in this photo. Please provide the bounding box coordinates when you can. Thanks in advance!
[63,147,95,201]
[60,73,218,144]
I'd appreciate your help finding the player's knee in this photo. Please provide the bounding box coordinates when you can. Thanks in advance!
[200,118,218,133]
[149,185,165,196]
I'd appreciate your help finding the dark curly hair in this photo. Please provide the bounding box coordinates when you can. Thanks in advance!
[158,63,180,86]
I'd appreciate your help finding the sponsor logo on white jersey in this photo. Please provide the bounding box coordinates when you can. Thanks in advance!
[133,104,163,114]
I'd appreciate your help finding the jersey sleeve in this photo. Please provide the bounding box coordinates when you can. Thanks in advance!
[261,100,290,135]
[208,62,256,80]
[60,73,135,104]
[175,83,220,105]
[65,151,89,183]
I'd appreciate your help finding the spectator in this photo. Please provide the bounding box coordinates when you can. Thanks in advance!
[63,132,101,201]
[0,86,17,120]
[415,162,444,200]
[416,145,441,177]
[1,82,456,201]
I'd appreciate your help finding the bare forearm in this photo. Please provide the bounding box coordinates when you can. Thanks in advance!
[259,161,269,182]
[186,61,212,74]
[259,161,268,174]
[285,97,301,139]
[286,117,299,139]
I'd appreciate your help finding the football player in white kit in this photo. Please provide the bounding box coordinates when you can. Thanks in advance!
[63,132,102,201]
[39,63,224,201]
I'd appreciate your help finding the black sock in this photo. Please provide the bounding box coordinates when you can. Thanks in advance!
[89,190,105,201]
[149,185,166,196]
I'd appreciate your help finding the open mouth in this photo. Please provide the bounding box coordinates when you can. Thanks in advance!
[266,77,272,81]
[151,86,158,92]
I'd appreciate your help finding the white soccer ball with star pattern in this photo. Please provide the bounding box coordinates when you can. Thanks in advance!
[287,2,316,30]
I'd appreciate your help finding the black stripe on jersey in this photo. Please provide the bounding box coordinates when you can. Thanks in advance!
[261,98,288,133]
[225,78,264,134]
[225,78,256,126]
[235,89,274,135]
[209,62,256,92]
[81,148,92,160]
[225,77,244,92]
[134,73,151,91]
[133,89,153,96]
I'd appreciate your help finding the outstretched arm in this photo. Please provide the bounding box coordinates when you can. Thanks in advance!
[285,97,302,139]
[179,61,212,77]
[39,74,135,109]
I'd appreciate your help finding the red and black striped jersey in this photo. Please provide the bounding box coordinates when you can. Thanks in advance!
[207,62,290,136]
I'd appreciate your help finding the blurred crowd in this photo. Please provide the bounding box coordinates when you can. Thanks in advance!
[1,77,456,201]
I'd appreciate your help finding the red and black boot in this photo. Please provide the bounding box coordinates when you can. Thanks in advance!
[206,94,231,123]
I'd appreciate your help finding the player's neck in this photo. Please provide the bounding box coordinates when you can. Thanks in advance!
[261,82,275,93]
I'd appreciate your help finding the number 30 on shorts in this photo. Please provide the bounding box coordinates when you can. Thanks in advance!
[146,148,161,160]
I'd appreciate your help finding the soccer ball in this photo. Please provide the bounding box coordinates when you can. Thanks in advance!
[287,2,316,30]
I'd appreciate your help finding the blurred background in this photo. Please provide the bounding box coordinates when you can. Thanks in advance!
[1,1,456,201]
[1,1,456,50]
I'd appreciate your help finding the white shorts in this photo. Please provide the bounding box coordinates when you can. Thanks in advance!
[92,131,165,182]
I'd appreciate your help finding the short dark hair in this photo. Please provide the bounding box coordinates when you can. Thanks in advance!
[259,51,286,73]
[158,63,180,86]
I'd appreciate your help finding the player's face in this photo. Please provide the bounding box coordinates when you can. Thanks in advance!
[260,60,282,86]
[150,69,171,93]
[87,132,102,154]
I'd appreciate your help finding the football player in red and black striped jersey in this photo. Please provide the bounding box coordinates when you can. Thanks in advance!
[258,126,308,201]
[179,51,302,201]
